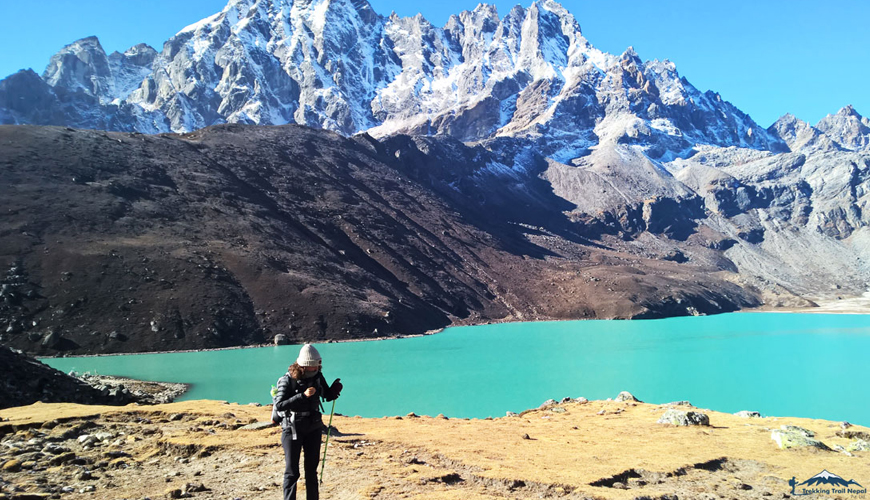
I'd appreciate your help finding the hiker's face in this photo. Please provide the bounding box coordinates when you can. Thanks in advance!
[304,365,319,372]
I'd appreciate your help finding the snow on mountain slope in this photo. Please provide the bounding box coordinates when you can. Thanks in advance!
[2,0,782,155]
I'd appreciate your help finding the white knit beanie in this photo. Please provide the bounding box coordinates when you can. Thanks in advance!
[296,344,322,367]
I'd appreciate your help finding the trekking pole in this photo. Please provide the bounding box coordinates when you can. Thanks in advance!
[319,399,337,485]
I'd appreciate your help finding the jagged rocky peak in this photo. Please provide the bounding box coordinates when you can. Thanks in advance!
[41,36,113,98]
[40,36,157,104]
[768,113,841,153]
[444,4,500,61]
[109,43,158,66]
[516,0,583,75]
[816,105,870,151]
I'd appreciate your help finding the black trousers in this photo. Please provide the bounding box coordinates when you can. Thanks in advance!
[281,428,322,500]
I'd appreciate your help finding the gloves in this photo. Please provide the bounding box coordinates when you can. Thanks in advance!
[331,378,343,396]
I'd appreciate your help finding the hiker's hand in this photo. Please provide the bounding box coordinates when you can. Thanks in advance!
[304,387,317,398]
[331,378,343,396]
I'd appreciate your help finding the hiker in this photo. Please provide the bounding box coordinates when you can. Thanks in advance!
[273,344,342,500]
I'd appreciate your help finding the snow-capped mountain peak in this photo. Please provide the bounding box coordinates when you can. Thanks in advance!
[816,105,870,151]
[768,113,842,152]
[0,0,854,160]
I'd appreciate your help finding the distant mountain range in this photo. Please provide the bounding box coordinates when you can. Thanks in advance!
[0,0,869,354]
[2,0,867,153]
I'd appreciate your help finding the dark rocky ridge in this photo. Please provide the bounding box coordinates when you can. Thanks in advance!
[0,124,759,355]
[0,347,133,409]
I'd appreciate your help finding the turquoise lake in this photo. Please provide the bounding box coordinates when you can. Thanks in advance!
[43,313,870,425]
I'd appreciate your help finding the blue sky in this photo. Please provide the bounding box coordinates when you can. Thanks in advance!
[1,0,867,128]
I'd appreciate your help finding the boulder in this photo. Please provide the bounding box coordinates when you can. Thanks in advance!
[108,331,127,341]
[734,411,762,418]
[837,429,870,441]
[273,334,289,346]
[780,425,813,437]
[615,391,641,403]
[657,409,710,426]
[847,439,869,452]
[770,428,830,450]
[42,331,61,348]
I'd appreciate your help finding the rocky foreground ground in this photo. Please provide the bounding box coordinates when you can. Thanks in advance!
[1,396,868,500]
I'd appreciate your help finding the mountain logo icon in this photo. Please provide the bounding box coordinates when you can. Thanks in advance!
[789,470,864,495]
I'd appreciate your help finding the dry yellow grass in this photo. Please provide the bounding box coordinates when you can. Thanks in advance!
[1,399,867,499]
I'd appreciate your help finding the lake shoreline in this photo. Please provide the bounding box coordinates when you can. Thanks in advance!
[39,296,870,359]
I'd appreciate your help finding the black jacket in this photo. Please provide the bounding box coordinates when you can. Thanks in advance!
[274,372,339,434]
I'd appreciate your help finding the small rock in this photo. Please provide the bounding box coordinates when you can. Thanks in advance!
[657,409,710,426]
[436,414,447,419]
[42,443,69,455]
[405,412,418,418]
[667,400,693,407]
[168,413,186,422]
[597,410,605,415]
[182,482,207,494]
[507,479,525,490]
[560,397,572,404]
[273,334,289,346]
[615,391,641,403]
[734,411,762,418]
[48,452,77,465]
[506,411,519,417]
[164,488,187,499]
[575,397,588,404]
[80,485,96,493]
[238,421,273,431]
[539,399,557,408]
[93,431,116,442]
[840,421,852,429]
[521,434,531,440]
[77,434,97,446]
